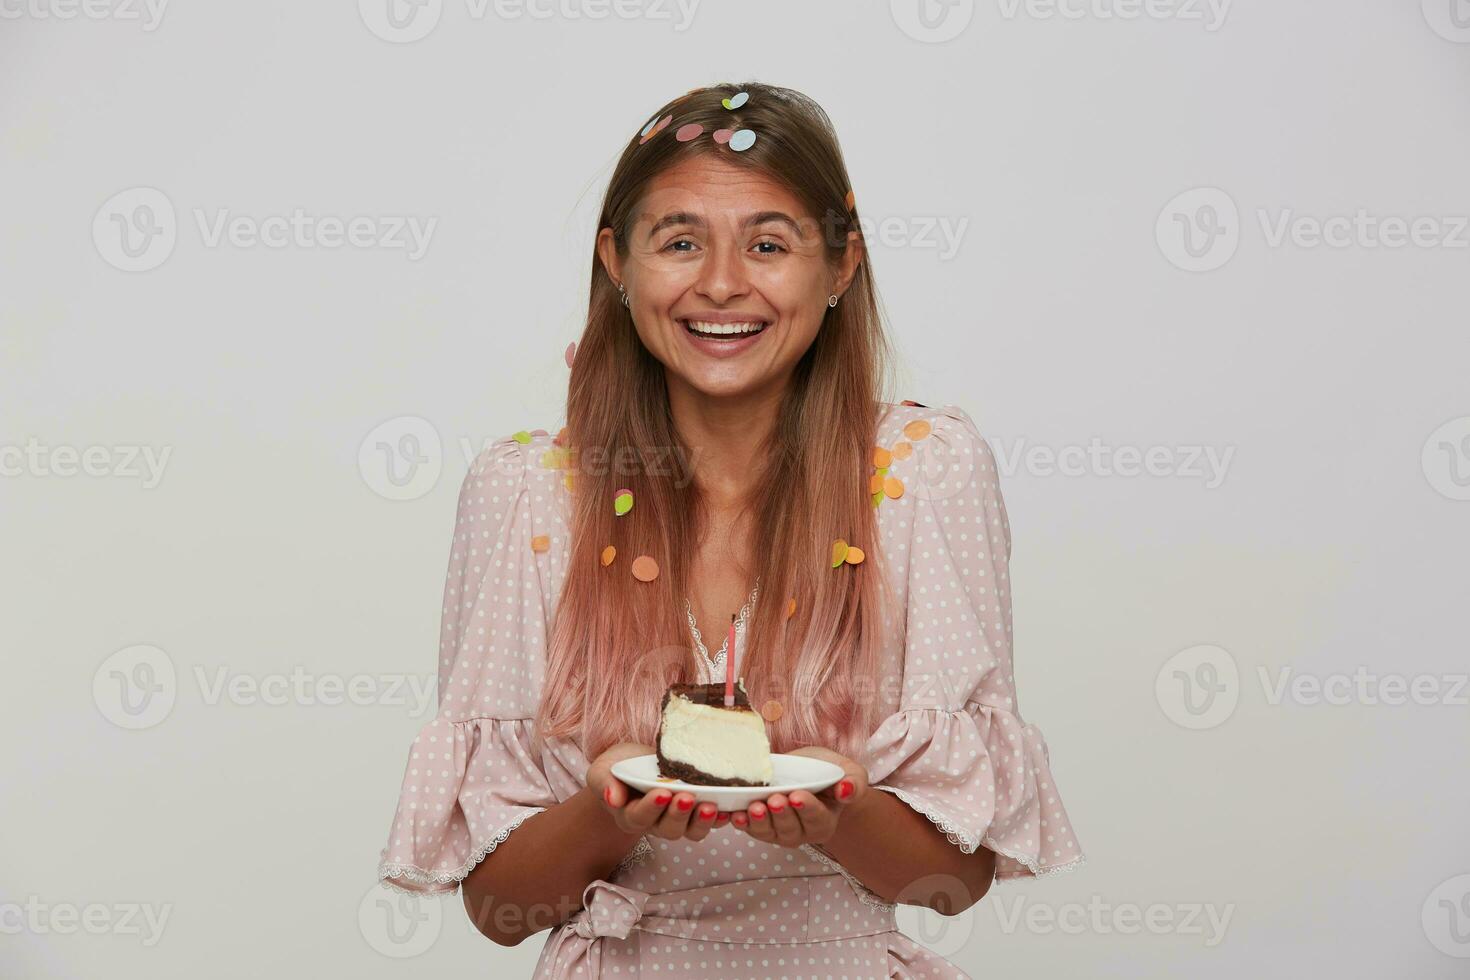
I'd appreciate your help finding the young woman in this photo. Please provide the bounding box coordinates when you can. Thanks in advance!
[375,81,1084,978]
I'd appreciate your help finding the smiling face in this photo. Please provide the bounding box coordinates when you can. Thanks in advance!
[598,155,862,402]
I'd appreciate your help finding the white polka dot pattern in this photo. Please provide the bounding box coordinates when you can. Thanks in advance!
[863,404,1085,883]
[373,404,1084,975]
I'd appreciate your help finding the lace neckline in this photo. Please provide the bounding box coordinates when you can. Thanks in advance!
[684,579,760,679]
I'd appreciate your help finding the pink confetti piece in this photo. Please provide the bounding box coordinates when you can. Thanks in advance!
[675,122,704,142]
[712,128,733,145]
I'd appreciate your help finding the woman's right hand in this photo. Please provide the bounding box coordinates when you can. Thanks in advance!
[586,742,730,841]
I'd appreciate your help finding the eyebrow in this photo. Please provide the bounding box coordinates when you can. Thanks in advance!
[644,210,804,239]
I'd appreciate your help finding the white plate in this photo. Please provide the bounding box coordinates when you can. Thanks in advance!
[610,754,844,812]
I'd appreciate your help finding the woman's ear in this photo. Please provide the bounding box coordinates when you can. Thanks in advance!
[831,230,865,299]
[596,227,623,288]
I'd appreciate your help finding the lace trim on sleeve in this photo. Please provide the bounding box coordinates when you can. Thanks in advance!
[378,807,546,891]
[798,844,896,912]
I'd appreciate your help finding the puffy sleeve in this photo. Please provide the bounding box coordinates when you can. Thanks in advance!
[376,434,575,894]
[865,405,1085,882]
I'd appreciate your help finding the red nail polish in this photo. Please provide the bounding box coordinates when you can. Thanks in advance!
[790,797,804,809]
[654,792,671,806]
[837,779,853,799]
[676,797,693,811]
[700,807,715,821]
[603,786,613,804]
[769,803,784,813]
[752,808,766,820]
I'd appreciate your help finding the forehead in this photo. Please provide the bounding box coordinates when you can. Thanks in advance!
[636,155,810,219]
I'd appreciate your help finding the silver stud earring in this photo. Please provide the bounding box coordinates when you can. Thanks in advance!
[618,282,629,308]
[827,294,839,308]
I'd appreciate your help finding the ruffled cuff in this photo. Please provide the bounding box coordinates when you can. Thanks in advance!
[864,701,1084,882]
[377,716,555,894]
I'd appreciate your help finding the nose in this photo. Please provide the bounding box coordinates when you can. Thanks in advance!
[692,236,750,305]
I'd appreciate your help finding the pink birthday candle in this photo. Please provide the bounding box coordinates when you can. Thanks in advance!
[725,612,736,707]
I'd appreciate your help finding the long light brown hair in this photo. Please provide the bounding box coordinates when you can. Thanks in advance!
[536,81,899,762]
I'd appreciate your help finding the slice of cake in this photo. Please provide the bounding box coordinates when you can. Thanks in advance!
[656,680,773,787]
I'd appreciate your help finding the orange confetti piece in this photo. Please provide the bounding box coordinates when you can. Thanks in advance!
[883,475,905,499]
[554,426,568,446]
[845,546,865,565]
[903,419,932,441]
[831,538,849,567]
[761,699,784,722]
[869,472,885,495]
[785,597,796,619]
[600,545,616,566]
[631,555,659,582]
[844,189,855,210]
[892,441,912,460]
[530,535,550,553]
[872,447,892,468]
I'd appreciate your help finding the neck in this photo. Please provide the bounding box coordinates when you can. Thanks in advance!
[667,375,788,510]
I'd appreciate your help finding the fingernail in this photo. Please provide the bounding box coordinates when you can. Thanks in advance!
[653,792,671,806]
[603,786,613,804]
[733,814,747,827]
[837,779,853,799]
[752,807,766,820]
[790,797,804,809]
[676,797,693,811]
[769,802,784,813]
[700,806,716,821]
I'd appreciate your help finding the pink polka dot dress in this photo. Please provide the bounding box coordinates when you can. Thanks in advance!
[376,402,1085,977]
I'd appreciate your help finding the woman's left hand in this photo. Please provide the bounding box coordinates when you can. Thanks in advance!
[730,746,869,847]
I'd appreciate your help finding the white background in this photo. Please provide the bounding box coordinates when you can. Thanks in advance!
[3,0,1469,976]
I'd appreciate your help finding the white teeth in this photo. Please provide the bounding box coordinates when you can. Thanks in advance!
[686,320,765,336]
